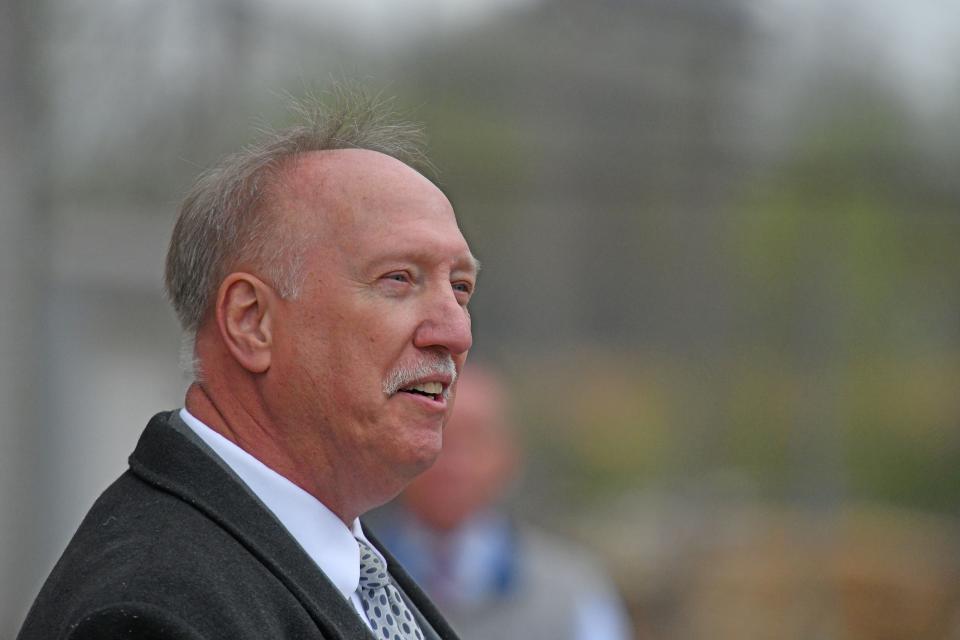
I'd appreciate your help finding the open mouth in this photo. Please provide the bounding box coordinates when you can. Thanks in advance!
[398,381,444,401]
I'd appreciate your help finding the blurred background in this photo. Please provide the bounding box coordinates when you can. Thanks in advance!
[2,0,960,637]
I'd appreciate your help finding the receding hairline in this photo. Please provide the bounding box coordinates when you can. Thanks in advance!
[260,147,464,241]
[164,88,438,348]
[263,149,481,285]
[267,147,445,204]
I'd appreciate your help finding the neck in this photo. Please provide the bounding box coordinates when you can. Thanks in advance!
[184,381,373,525]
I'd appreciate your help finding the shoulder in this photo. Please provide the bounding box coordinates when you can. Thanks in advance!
[60,470,246,589]
[517,525,611,586]
[515,526,633,640]
[62,602,207,640]
[19,472,309,640]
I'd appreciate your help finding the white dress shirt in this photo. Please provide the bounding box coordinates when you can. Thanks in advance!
[179,408,382,629]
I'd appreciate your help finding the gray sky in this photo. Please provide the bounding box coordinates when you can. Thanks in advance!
[265,0,959,114]
[269,0,542,48]
[751,0,960,115]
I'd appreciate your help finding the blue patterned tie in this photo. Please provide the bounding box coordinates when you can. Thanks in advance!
[356,538,425,640]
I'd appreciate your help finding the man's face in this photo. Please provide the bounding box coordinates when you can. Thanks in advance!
[270,150,477,489]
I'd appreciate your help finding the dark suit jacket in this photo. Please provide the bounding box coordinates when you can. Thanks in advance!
[18,411,460,640]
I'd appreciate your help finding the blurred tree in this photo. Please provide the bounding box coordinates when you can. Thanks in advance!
[728,81,960,511]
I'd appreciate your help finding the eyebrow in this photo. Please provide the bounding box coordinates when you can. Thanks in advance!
[464,255,482,275]
[366,250,481,276]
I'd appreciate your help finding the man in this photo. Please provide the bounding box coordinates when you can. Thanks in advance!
[373,365,634,640]
[18,93,476,640]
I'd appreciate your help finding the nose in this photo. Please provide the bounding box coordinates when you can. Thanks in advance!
[413,287,472,356]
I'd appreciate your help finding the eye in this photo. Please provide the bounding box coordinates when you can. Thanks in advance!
[452,280,474,303]
[383,272,412,284]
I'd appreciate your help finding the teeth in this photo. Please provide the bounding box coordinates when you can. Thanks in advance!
[408,381,443,395]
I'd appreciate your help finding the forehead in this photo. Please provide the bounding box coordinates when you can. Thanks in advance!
[275,150,476,269]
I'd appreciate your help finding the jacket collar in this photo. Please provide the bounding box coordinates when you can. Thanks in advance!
[127,411,375,639]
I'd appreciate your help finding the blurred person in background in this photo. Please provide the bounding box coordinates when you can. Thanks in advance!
[18,92,475,640]
[374,364,634,640]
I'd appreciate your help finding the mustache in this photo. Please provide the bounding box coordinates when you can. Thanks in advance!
[383,354,458,399]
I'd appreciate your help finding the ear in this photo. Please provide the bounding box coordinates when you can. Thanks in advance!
[215,272,274,373]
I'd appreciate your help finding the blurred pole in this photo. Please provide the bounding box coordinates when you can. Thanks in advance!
[0,0,52,633]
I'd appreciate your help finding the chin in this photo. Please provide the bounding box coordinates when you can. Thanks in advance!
[401,438,443,479]
[377,416,444,480]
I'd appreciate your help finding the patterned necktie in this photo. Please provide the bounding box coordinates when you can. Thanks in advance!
[356,538,425,640]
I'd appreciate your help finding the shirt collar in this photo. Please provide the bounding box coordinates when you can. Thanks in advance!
[179,408,384,600]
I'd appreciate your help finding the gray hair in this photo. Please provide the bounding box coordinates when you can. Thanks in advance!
[164,88,432,340]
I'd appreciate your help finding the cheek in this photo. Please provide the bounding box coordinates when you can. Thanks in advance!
[359,313,420,367]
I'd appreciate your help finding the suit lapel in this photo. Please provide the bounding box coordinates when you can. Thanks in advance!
[127,412,375,640]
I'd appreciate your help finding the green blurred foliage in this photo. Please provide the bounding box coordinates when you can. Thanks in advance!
[496,89,960,515]
[722,95,960,510]
[509,349,676,503]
